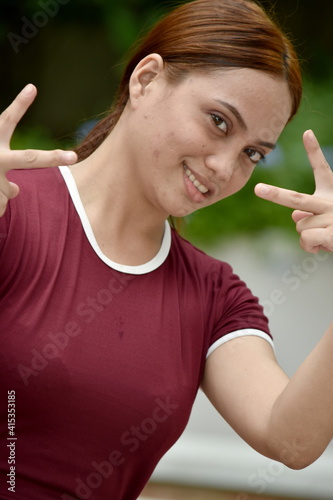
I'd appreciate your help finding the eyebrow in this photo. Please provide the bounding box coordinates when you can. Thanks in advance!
[214,99,276,151]
[259,140,276,151]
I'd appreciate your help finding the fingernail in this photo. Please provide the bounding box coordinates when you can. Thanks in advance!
[257,183,270,195]
[307,129,317,143]
[21,84,35,95]
[62,151,77,164]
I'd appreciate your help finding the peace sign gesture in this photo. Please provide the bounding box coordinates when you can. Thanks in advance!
[0,84,77,217]
[255,130,333,253]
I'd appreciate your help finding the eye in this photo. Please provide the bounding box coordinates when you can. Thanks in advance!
[211,114,228,134]
[244,148,265,165]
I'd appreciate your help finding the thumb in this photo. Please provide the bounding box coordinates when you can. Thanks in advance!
[8,181,20,199]
[292,209,313,223]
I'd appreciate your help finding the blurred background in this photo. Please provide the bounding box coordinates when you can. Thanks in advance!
[1,0,333,498]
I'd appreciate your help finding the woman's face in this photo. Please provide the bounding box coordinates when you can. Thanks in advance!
[126,64,292,218]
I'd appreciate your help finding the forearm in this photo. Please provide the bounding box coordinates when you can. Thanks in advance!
[268,322,333,469]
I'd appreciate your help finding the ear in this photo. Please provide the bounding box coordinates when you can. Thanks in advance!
[129,53,164,107]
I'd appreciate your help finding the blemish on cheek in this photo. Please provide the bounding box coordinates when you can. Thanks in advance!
[153,149,161,159]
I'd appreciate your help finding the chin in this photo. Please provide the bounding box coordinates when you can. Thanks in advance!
[162,196,206,219]
[169,208,198,219]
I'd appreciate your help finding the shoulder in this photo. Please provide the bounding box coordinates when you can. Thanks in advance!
[169,229,270,347]
[7,166,64,195]
[170,227,268,307]
[6,167,68,214]
[0,167,72,278]
[169,228,254,305]
[0,167,69,251]
[170,227,234,278]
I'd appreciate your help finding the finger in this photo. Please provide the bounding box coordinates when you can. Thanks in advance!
[299,228,333,254]
[292,210,313,223]
[0,190,10,217]
[296,213,333,232]
[0,148,77,171]
[0,179,19,200]
[303,130,333,194]
[0,181,19,216]
[254,183,333,214]
[0,84,37,147]
[8,182,20,199]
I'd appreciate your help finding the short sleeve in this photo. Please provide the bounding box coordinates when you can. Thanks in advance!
[207,262,273,357]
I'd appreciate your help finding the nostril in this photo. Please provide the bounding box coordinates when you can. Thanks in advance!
[205,151,234,169]
[205,158,234,182]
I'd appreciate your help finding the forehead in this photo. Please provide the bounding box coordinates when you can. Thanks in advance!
[182,67,291,113]
[181,67,292,138]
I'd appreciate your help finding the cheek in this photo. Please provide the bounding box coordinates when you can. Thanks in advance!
[238,164,256,186]
[153,149,161,160]
[226,165,255,196]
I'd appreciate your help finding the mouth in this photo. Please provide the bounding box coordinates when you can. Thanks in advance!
[183,164,210,194]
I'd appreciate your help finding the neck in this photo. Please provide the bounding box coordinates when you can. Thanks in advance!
[69,127,168,266]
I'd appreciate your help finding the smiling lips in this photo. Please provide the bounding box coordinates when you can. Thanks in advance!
[184,166,209,194]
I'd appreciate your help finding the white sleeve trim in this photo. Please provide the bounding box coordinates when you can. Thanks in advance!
[206,329,274,358]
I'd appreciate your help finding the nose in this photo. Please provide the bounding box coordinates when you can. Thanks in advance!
[204,150,237,183]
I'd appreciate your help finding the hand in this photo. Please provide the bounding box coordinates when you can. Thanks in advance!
[254,130,333,253]
[0,84,77,216]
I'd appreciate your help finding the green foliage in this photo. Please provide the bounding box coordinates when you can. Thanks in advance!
[11,126,57,151]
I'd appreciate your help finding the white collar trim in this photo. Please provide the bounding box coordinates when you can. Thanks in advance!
[59,166,171,275]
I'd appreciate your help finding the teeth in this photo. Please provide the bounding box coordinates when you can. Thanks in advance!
[185,168,209,194]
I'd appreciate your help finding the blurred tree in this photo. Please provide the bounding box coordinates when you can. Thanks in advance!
[264,0,333,80]
[0,0,162,141]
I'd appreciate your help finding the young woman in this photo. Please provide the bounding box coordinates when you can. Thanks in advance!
[0,0,332,499]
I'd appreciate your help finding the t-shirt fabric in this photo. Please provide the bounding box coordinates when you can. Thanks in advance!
[0,167,272,500]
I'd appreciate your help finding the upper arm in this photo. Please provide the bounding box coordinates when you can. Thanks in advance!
[201,336,289,459]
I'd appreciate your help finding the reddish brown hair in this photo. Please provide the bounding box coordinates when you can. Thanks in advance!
[75,0,302,161]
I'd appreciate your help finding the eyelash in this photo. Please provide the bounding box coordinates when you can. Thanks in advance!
[210,113,266,165]
[244,148,266,165]
[211,114,228,133]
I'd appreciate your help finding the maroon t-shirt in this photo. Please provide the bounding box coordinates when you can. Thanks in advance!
[0,167,271,500]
